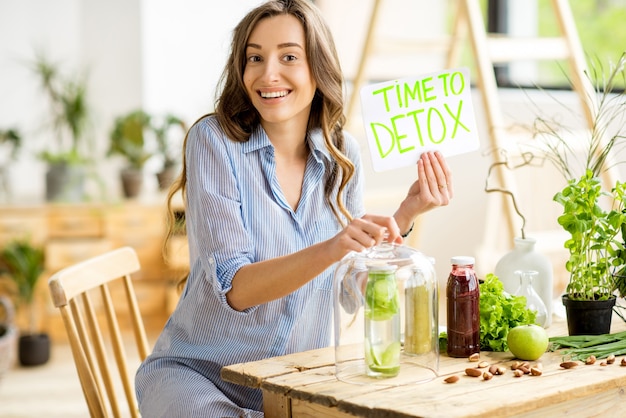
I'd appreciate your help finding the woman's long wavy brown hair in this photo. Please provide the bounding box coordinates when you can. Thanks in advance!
[164,0,355,288]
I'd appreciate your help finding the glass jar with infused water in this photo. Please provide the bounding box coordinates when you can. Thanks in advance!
[364,265,401,377]
[333,243,439,385]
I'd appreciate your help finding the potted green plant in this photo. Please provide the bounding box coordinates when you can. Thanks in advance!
[0,239,48,366]
[0,128,21,158]
[554,171,626,334]
[108,109,154,198]
[534,52,626,335]
[31,54,94,202]
[0,296,18,378]
[153,114,186,191]
[0,127,22,200]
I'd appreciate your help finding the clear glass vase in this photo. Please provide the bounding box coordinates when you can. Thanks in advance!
[514,270,548,328]
[494,237,553,327]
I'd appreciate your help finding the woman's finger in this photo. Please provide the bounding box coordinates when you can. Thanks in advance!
[433,151,453,199]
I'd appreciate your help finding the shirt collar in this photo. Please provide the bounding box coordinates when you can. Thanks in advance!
[242,124,332,164]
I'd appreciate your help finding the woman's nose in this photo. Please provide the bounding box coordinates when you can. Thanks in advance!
[260,59,280,82]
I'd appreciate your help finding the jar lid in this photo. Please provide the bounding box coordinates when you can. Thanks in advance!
[451,256,475,266]
[367,264,398,272]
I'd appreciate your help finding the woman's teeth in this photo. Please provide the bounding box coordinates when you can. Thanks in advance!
[260,91,288,98]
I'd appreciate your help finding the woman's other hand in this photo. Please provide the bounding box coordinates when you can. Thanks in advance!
[327,215,402,258]
[394,151,453,233]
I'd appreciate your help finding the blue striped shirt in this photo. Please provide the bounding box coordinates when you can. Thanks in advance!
[136,115,365,415]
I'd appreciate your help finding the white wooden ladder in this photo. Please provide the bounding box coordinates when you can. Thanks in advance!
[346,0,600,248]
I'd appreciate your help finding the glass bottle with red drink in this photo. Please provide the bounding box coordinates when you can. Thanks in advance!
[446,256,480,357]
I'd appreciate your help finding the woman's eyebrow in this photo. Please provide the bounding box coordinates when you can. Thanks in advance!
[277,42,303,49]
[246,42,303,50]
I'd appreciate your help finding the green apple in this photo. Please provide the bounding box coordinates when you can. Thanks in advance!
[507,324,549,361]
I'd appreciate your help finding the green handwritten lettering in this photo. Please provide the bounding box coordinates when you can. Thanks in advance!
[449,71,465,95]
[370,123,395,157]
[390,114,415,154]
[438,73,451,96]
[444,101,470,138]
[427,108,446,144]
[372,85,394,112]
[406,109,425,146]
[395,81,403,109]
[422,77,436,102]
[403,81,422,106]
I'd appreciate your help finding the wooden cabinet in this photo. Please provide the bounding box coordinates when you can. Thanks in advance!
[0,207,47,245]
[105,202,167,281]
[0,200,184,341]
[47,206,105,239]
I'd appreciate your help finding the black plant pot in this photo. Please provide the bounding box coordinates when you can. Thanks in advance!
[18,333,50,366]
[46,162,85,202]
[156,166,177,191]
[562,294,616,336]
[120,168,143,199]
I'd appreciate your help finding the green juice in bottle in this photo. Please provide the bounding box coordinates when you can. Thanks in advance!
[364,265,401,377]
[405,282,432,355]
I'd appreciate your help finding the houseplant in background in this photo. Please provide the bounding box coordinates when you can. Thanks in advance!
[32,54,95,202]
[0,239,48,366]
[108,109,154,198]
[0,127,22,201]
[533,52,626,335]
[153,114,186,191]
[0,296,18,378]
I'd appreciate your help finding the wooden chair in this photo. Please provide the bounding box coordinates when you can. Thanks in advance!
[48,246,150,418]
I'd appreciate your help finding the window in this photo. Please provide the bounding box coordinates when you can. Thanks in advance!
[487,0,626,89]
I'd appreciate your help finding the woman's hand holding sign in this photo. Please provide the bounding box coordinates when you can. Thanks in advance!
[393,151,453,237]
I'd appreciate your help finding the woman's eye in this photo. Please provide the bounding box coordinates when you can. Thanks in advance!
[247,55,261,63]
[283,54,297,62]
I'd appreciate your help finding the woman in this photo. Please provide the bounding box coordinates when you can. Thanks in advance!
[135,1,453,416]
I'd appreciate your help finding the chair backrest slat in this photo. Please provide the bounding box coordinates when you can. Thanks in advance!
[100,283,136,416]
[86,287,123,418]
[48,247,150,418]
[122,275,150,360]
[71,296,109,414]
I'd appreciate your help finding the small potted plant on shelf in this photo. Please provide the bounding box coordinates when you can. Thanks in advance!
[0,239,48,366]
[0,128,21,158]
[0,127,22,201]
[153,114,186,191]
[31,54,95,202]
[533,52,626,335]
[108,109,154,198]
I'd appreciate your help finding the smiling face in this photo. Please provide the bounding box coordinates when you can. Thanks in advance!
[243,14,317,132]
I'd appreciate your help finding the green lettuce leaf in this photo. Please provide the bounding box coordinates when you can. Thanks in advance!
[479,273,537,351]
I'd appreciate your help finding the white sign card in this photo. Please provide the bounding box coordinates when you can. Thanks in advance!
[359,67,480,172]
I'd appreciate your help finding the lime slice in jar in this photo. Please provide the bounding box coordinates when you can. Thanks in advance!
[380,341,401,366]
[365,340,401,375]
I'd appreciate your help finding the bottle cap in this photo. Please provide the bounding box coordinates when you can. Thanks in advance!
[368,264,398,273]
[451,256,475,266]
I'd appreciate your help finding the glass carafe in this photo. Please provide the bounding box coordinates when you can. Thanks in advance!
[364,265,401,377]
[333,243,439,385]
[514,270,548,328]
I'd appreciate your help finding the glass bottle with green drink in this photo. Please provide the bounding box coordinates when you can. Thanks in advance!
[405,266,435,355]
[364,264,401,377]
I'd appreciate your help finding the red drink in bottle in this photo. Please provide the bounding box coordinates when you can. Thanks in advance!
[446,256,480,357]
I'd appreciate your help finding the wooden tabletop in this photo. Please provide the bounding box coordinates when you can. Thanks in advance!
[221,316,626,417]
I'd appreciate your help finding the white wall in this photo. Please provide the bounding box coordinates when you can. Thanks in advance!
[0,0,261,199]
